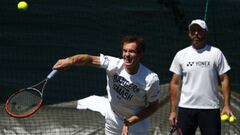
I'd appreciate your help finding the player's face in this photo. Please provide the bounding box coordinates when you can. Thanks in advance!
[189,24,208,49]
[122,42,143,74]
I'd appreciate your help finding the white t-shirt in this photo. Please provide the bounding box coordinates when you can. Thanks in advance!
[100,54,160,117]
[169,45,230,109]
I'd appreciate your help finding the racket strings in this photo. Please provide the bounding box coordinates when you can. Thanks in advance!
[7,89,42,115]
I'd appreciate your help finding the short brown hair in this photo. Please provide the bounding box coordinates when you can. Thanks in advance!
[121,35,145,53]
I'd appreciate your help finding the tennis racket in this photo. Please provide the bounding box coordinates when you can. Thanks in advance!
[5,70,58,118]
[169,124,182,135]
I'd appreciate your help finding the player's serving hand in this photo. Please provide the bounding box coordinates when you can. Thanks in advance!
[53,58,72,70]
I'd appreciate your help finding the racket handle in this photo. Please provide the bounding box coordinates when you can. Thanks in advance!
[47,70,58,79]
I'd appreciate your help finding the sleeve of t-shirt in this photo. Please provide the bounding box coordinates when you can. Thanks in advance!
[146,74,160,103]
[217,51,231,75]
[169,52,182,75]
[99,54,122,72]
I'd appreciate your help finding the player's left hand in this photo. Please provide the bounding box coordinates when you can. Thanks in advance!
[121,124,129,135]
[122,119,130,135]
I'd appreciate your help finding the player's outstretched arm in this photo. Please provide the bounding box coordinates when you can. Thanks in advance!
[53,54,100,70]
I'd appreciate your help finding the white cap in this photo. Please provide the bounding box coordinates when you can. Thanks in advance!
[188,19,208,31]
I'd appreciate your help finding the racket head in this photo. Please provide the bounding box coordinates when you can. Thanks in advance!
[5,88,43,118]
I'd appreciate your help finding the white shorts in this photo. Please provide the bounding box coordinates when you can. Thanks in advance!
[104,104,149,135]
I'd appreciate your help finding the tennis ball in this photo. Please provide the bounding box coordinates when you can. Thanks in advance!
[17,1,28,11]
[221,114,229,122]
[229,116,236,123]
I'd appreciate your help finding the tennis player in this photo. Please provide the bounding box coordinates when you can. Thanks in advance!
[53,35,160,135]
[169,19,235,135]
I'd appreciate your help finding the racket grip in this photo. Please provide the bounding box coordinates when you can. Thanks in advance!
[47,70,58,79]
